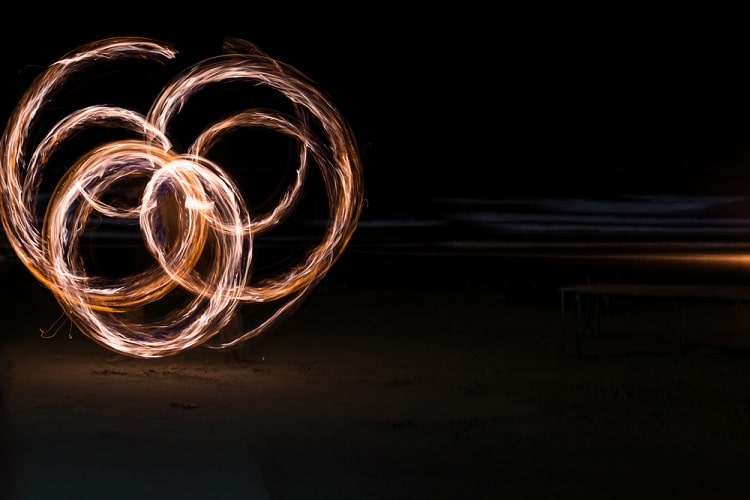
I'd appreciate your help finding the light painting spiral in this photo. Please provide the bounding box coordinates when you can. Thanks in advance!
[0,37,364,358]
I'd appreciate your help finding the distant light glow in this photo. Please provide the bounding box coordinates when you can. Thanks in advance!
[0,37,364,358]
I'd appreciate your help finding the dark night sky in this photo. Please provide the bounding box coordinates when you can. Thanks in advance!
[3,14,748,172]
[7,9,748,196]
[4,8,750,288]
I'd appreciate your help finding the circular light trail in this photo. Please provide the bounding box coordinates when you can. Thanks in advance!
[0,37,364,358]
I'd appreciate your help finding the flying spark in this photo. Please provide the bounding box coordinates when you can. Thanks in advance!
[0,37,364,358]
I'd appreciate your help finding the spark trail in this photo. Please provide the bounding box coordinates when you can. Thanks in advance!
[0,37,364,358]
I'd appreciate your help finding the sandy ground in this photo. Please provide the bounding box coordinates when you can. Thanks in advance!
[4,256,750,499]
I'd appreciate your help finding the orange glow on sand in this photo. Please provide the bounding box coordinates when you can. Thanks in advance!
[0,37,364,358]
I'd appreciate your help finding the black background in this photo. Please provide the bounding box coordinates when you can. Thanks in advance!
[3,7,750,288]
[3,8,748,198]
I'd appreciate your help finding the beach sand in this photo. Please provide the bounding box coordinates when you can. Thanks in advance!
[3,255,750,499]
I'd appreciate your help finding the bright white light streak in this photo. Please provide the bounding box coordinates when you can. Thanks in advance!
[0,37,364,358]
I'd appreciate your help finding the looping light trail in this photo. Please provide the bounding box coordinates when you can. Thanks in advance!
[0,37,364,358]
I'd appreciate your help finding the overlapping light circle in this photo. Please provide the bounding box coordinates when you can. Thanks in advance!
[0,37,364,358]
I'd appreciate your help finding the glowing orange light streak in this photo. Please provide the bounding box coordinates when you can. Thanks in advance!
[0,37,364,358]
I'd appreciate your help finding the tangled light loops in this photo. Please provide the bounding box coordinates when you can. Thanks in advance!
[0,37,364,358]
